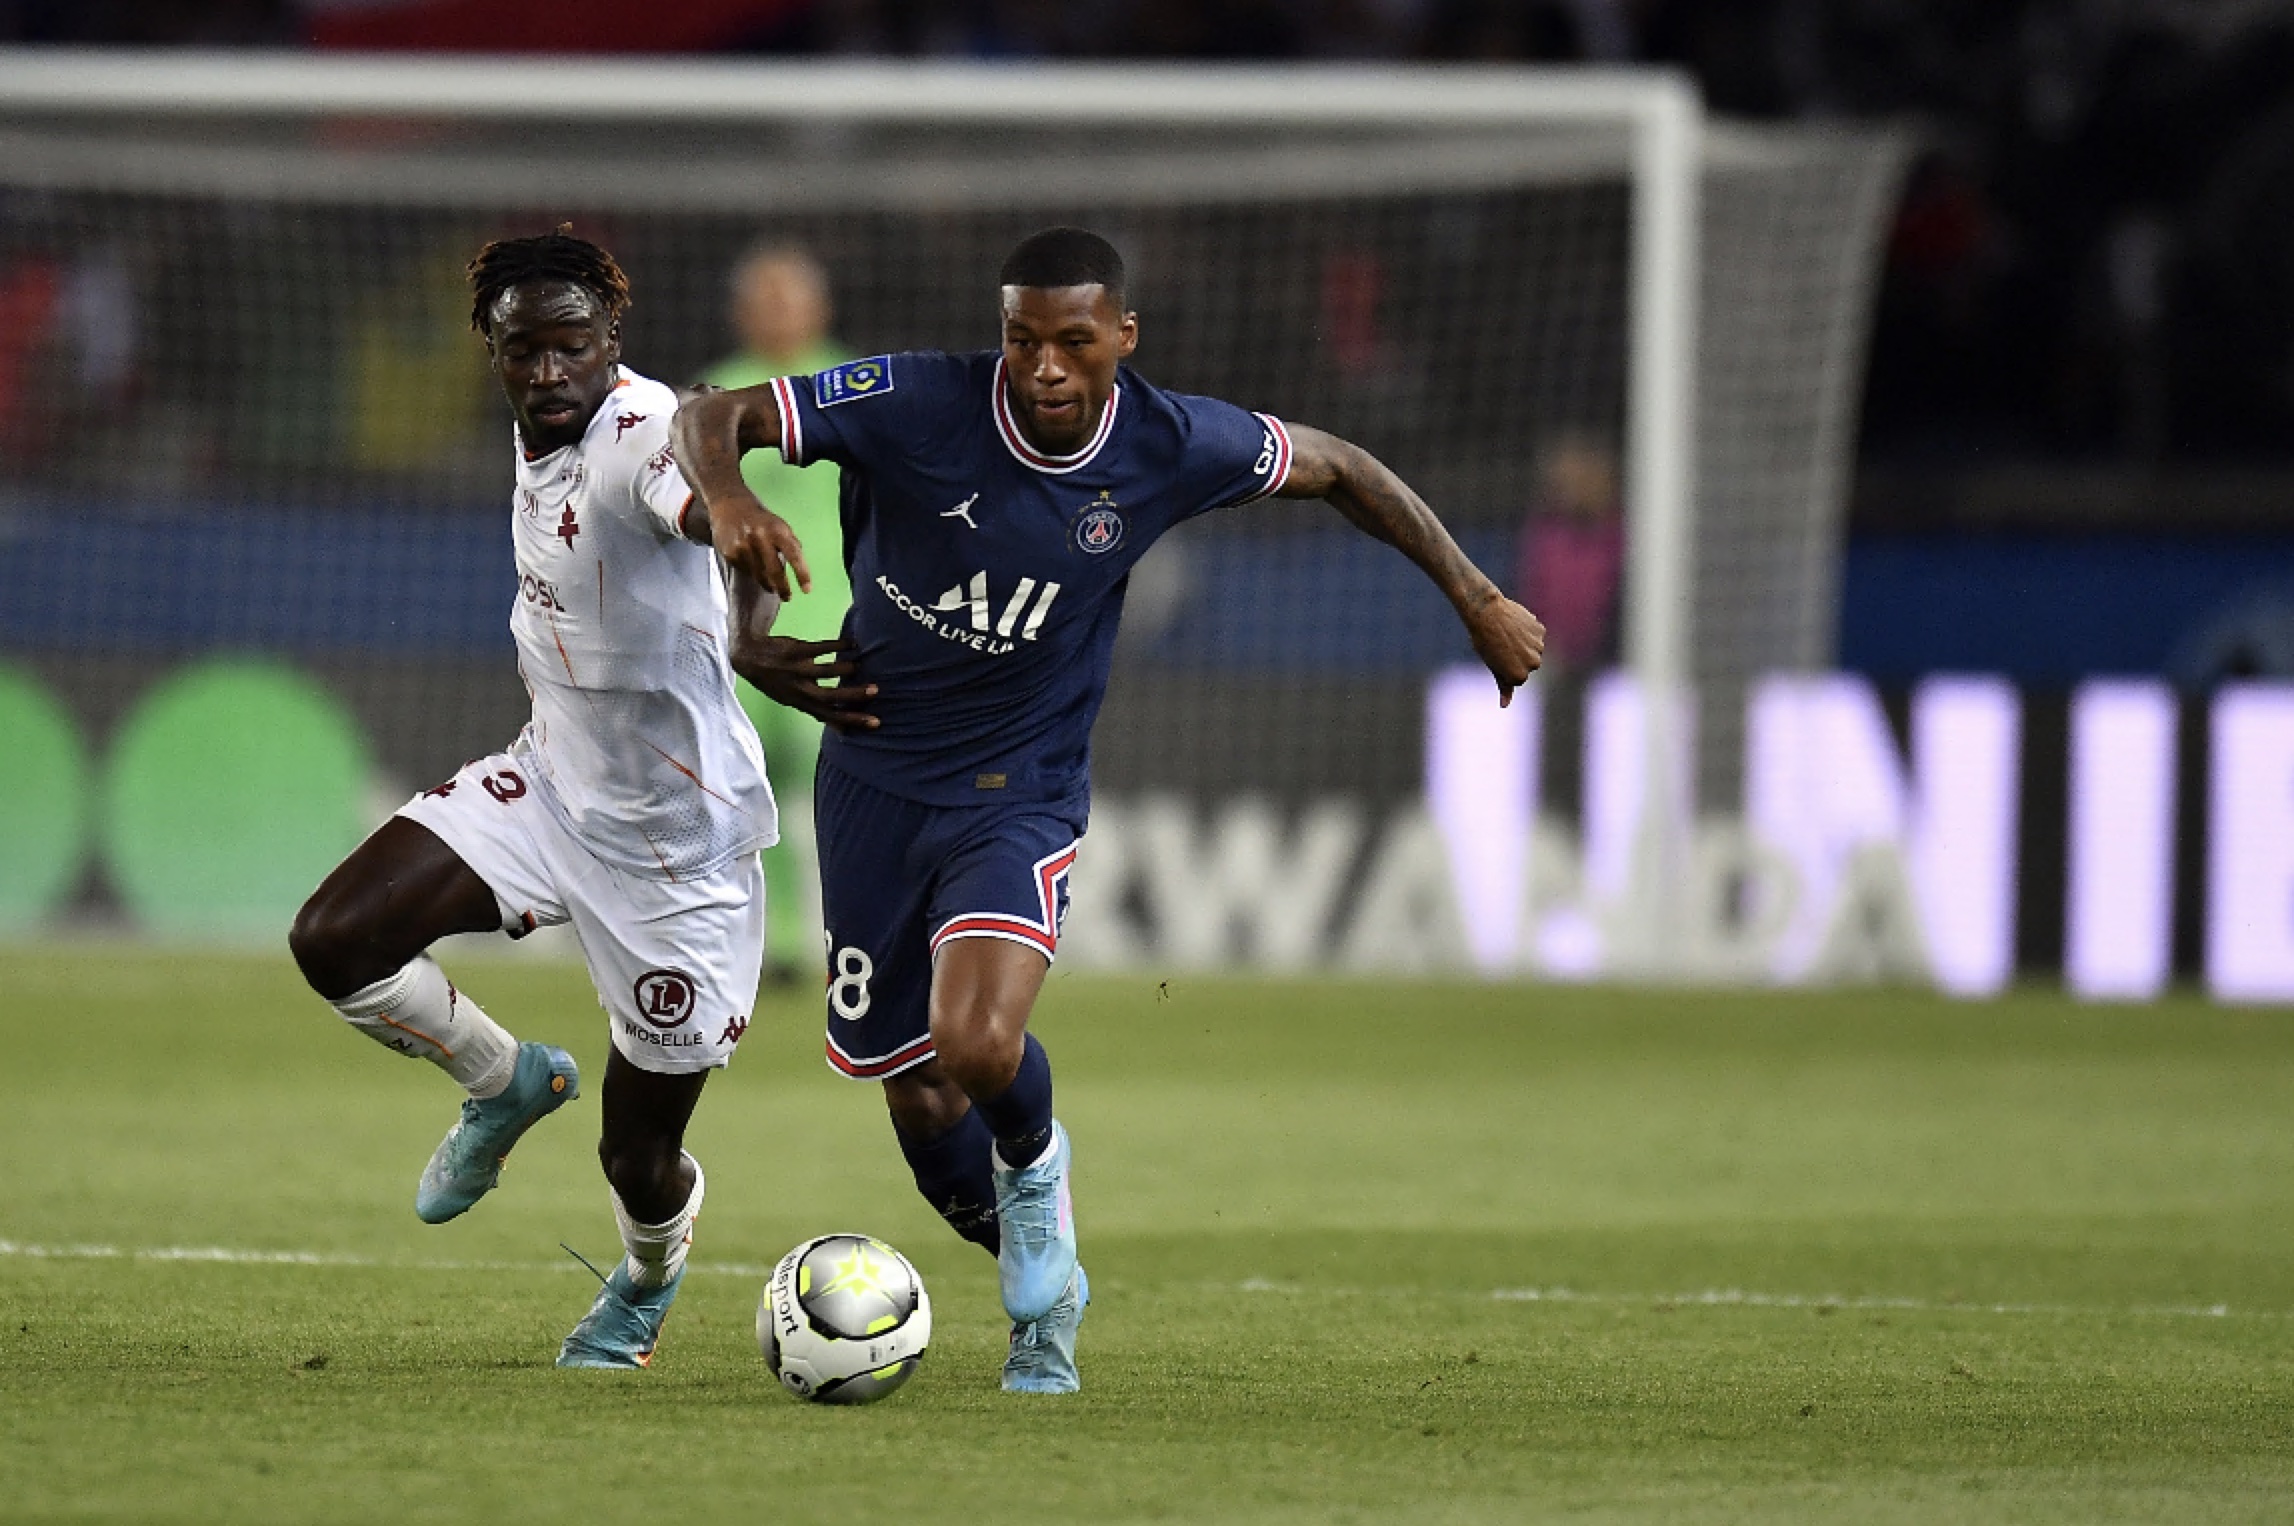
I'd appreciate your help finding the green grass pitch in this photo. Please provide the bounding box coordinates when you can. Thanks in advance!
[3,947,2291,1524]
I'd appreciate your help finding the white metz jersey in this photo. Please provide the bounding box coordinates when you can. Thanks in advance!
[505,367,776,881]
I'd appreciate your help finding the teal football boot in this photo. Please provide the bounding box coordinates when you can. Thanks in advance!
[1003,1264,1088,1394]
[558,1262,683,1369]
[992,1120,1077,1323]
[414,1041,579,1224]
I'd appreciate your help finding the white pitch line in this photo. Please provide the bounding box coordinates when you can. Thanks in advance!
[1232,1276,2266,1322]
[3,1241,2275,1322]
[1485,1285,2247,1321]
[0,1239,776,1280]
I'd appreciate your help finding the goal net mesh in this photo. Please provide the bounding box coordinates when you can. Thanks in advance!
[0,86,1903,948]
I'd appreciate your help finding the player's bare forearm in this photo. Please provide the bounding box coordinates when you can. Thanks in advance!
[724,561,782,650]
[1279,426,1494,614]
[670,385,781,501]
[1278,424,1547,702]
[668,386,812,599]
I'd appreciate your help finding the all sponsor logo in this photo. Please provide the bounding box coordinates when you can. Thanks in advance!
[876,571,1068,656]
[633,968,699,1030]
[613,411,649,441]
[1073,491,1124,555]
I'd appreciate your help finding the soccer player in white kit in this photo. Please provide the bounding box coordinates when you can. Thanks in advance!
[289,230,810,1369]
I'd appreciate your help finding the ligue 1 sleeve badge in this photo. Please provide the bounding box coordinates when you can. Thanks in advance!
[1072,490,1126,555]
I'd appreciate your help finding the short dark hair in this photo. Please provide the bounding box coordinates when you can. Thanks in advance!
[999,226,1126,307]
[466,224,632,336]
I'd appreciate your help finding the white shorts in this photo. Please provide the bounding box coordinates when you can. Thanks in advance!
[397,752,765,1074]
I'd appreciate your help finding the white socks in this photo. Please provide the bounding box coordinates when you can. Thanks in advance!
[330,955,519,1099]
[614,1153,704,1289]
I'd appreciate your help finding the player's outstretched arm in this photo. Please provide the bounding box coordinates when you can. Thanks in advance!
[670,386,812,601]
[1277,424,1547,706]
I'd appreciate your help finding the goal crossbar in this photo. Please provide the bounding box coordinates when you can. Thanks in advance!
[0,51,1693,128]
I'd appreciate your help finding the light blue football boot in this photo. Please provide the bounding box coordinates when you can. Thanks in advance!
[558,1262,682,1369]
[414,1041,580,1224]
[1003,1264,1088,1394]
[992,1120,1078,1323]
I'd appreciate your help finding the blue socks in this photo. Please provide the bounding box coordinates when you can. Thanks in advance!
[895,1107,1000,1255]
[976,1033,1055,1169]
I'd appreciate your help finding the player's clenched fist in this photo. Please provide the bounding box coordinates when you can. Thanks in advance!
[1467,594,1545,707]
[710,493,812,601]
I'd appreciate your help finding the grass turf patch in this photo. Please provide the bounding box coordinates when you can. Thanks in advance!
[2,949,2291,1523]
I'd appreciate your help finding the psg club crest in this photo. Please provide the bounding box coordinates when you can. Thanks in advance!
[1073,491,1125,556]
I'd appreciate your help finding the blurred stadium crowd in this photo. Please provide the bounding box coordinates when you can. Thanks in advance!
[6,0,2293,490]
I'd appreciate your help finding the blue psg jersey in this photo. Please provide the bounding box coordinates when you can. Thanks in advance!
[766,350,1294,807]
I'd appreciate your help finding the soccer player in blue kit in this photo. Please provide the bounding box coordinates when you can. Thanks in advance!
[675,228,1546,1393]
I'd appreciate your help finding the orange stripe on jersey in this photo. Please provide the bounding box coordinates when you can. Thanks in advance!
[642,740,739,810]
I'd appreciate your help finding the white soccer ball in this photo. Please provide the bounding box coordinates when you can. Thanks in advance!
[757,1233,932,1404]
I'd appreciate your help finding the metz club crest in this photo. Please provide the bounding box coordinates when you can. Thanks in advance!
[633,968,698,1030]
[1072,491,1125,556]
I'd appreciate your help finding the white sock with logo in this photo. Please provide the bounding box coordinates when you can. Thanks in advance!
[330,955,519,1099]
[614,1153,704,1290]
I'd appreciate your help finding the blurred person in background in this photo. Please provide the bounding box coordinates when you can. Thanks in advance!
[704,242,851,982]
[1513,429,1623,674]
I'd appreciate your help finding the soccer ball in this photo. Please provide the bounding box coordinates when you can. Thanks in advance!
[757,1233,932,1404]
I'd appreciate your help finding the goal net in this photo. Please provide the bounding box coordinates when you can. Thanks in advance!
[0,55,1904,973]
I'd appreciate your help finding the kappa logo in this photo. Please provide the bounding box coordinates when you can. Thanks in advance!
[814,356,895,408]
[1073,490,1125,555]
[633,969,699,1030]
[613,411,649,441]
[941,492,982,530]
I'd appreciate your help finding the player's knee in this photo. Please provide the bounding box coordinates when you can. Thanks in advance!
[927,1003,1027,1095]
[288,886,371,1000]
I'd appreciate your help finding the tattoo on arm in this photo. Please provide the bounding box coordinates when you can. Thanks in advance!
[1277,424,1499,615]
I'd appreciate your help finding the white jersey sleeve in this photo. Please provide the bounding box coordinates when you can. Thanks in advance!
[589,393,697,539]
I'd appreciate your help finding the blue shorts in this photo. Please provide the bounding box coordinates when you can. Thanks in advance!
[815,756,1084,1081]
